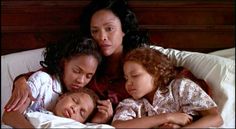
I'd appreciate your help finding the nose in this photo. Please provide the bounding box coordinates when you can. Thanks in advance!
[76,75,85,84]
[126,79,133,87]
[99,30,108,41]
[71,105,80,113]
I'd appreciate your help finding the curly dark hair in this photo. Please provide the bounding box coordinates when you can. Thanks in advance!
[124,47,178,91]
[40,33,102,76]
[79,0,150,54]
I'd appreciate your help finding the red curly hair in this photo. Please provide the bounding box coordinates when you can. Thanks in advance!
[124,47,178,91]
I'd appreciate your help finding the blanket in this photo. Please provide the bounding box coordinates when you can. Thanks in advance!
[25,111,114,128]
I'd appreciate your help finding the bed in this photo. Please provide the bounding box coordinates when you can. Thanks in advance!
[1,0,235,128]
[1,47,235,128]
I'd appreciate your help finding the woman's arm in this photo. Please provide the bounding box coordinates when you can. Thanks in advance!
[5,73,35,112]
[2,98,34,128]
[183,107,223,128]
[112,112,192,128]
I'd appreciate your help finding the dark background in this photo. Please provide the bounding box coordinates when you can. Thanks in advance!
[1,0,235,55]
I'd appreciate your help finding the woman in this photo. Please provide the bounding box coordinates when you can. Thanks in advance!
[5,0,210,124]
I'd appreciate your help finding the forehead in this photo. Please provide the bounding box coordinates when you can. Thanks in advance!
[91,9,120,26]
[69,92,93,102]
[66,55,98,70]
[69,55,97,65]
[124,61,144,72]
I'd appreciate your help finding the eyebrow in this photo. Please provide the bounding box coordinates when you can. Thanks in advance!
[103,21,117,26]
[91,23,115,29]
[127,69,138,75]
[91,18,118,28]
[75,66,95,75]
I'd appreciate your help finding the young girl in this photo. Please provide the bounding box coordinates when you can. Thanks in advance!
[3,88,99,128]
[5,0,216,124]
[112,47,223,128]
[3,34,102,128]
[53,88,99,124]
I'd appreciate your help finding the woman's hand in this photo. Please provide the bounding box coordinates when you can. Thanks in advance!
[4,76,34,112]
[159,122,181,129]
[91,99,113,124]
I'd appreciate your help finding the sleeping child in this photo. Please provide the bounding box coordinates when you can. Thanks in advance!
[112,47,223,128]
[3,87,99,128]
[2,34,102,128]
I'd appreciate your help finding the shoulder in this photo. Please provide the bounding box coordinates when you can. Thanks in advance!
[171,78,208,96]
[170,78,202,94]
[172,77,199,89]
[28,71,53,83]
[29,71,51,78]
[120,98,138,104]
[117,98,144,109]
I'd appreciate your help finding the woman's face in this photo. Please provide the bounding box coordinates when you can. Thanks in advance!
[123,61,156,100]
[54,92,95,123]
[63,55,98,91]
[90,9,125,56]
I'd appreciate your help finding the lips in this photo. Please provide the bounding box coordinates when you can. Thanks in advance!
[63,108,73,118]
[128,89,136,95]
[71,84,83,89]
[100,43,111,49]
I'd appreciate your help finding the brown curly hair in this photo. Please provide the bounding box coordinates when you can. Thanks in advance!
[124,47,178,91]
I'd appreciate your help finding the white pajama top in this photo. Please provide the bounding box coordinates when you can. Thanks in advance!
[26,71,63,113]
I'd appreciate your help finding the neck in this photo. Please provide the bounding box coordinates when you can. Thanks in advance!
[104,50,123,78]
[107,51,122,64]
[145,87,158,104]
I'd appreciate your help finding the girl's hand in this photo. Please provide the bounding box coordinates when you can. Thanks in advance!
[4,77,34,112]
[167,112,193,126]
[91,99,113,123]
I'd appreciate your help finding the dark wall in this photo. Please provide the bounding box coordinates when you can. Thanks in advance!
[1,0,235,55]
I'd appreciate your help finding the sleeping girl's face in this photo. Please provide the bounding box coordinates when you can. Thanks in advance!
[123,61,156,101]
[54,92,95,123]
[62,55,98,91]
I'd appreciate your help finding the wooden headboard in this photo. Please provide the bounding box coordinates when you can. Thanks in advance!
[2,0,234,55]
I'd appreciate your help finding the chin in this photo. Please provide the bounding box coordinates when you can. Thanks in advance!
[132,96,140,100]
[102,52,111,56]
[102,49,113,56]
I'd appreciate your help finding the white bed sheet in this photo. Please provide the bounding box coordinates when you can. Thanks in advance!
[1,111,114,129]
[1,47,235,128]
[25,111,114,128]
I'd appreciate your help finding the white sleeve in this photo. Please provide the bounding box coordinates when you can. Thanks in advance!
[27,71,52,99]
[112,98,139,122]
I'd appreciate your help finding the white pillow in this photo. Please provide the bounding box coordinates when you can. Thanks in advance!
[1,48,44,120]
[209,47,235,60]
[1,47,235,127]
[151,46,235,128]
